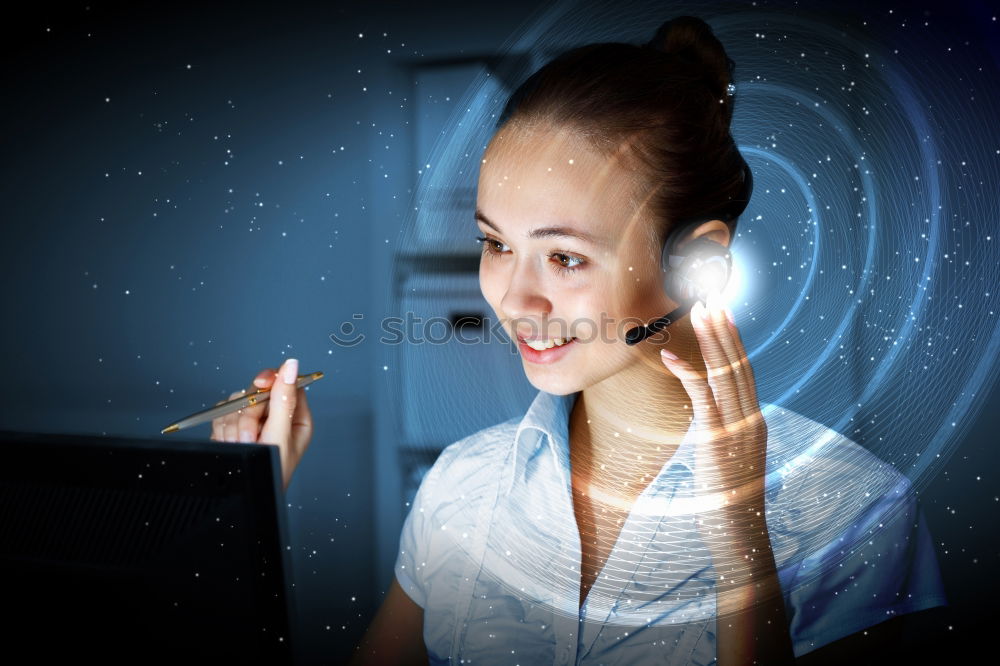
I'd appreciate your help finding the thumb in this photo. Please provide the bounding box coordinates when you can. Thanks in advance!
[259,358,299,447]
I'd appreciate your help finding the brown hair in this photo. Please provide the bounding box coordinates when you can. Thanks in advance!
[495,16,750,251]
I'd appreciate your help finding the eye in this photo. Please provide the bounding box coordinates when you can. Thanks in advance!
[475,236,508,256]
[475,235,587,275]
[551,252,585,274]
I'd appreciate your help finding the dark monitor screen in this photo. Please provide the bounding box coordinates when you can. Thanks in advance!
[0,429,297,664]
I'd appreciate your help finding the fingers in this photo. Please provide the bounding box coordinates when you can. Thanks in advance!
[691,293,766,438]
[253,367,279,389]
[701,294,755,429]
[290,385,314,439]
[722,311,766,434]
[237,369,278,442]
[690,295,743,432]
[221,389,247,443]
[661,294,768,505]
[286,384,315,484]
[210,412,221,441]
[210,360,311,490]
[258,358,299,448]
[210,368,279,443]
[659,345,723,443]
[210,398,225,441]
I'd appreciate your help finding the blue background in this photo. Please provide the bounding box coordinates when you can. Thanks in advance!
[2,0,997,662]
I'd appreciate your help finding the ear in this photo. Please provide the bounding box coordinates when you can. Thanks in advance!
[675,219,731,251]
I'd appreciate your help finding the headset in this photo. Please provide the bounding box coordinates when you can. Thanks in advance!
[624,161,754,345]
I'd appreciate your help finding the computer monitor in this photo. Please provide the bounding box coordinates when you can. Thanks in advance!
[0,429,298,664]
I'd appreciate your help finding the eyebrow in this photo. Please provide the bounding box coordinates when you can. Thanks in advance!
[475,209,606,247]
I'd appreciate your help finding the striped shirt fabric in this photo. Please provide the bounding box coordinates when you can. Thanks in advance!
[394,389,946,664]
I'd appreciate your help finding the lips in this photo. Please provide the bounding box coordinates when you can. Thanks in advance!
[516,335,578,364]
[518,336,576,351]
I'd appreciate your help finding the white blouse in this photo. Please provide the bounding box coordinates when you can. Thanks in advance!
[394,389,946,664]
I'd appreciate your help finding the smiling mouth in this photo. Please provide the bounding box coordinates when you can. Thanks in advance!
[519,336,577,351]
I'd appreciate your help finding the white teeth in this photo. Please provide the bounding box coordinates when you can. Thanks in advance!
[524,337,574,351]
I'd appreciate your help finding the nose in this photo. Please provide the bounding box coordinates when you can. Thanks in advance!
[500,261,552,324]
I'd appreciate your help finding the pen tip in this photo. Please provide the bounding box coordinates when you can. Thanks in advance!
[162,424,180,434]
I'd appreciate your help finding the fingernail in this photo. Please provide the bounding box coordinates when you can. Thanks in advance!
[283,358,298,385]
[239,430,254,443]
[725,307,734,325]
[661,348,678,361]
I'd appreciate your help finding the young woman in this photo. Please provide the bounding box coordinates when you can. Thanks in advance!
[214,15,947,665]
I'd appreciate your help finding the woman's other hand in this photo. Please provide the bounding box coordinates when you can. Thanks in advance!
[209,357,314,493]
[659,291,768,536]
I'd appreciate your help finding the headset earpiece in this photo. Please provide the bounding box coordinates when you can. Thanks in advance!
[661,235,733,304]
[624,161,751,346]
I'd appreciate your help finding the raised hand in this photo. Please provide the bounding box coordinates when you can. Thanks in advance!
[661,291,767,511]
[209,357,314,493]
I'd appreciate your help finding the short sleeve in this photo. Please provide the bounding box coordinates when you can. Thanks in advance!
[783,474,947,657]
[393,458,446,609]
[393,438,470,609]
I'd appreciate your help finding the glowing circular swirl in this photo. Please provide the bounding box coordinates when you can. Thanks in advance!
[388,0,1000,634]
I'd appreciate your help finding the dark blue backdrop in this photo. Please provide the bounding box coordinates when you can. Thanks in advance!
[2,1,997,663]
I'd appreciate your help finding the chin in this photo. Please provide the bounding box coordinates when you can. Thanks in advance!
[522,366,586,396]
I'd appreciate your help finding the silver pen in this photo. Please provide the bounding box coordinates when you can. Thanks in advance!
[160,370,325,434]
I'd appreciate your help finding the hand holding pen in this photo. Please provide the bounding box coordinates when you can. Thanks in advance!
[161,358,320,493]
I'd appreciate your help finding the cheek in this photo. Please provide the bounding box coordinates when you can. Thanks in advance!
[612,263,670,314]
[563,288,620,344]
[630,275,668,308]
[479,265,504,312]
[577,272,667,343]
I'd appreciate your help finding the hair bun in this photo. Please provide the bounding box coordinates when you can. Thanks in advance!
[645,16,735,106]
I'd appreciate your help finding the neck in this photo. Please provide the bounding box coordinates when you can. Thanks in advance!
[569,315,702,504]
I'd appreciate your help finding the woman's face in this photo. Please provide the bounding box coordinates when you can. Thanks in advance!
[476,122,678,395]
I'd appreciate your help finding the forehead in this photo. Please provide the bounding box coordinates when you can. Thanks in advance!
[477,124,649,248]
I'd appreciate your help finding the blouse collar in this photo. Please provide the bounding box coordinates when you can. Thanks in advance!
[504,390,698,498]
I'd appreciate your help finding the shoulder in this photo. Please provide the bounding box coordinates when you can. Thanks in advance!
[760,403,915,566]
[432,415,518,481]
[759,405,947,656]
[415,416,518,517]
[761,401,910,495]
